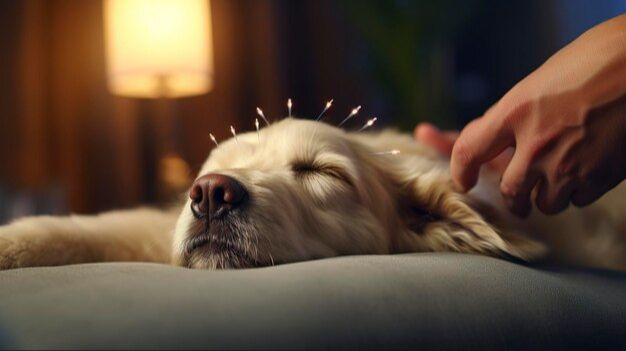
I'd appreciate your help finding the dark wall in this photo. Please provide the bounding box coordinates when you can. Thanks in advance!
[0,0,624,221]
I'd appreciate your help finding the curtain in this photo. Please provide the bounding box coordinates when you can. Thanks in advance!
[0,0,294,215]
[0,0,567,220]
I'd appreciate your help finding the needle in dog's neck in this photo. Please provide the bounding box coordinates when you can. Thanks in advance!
[338,105,361,127]
[358,117,377,132]
[209,133,219,147]
[287,98,293,117]
[373,149,400,156]
[316,99,333,121]
[256,107,270,126]
[230,125,239,145]
[255,118,260,143]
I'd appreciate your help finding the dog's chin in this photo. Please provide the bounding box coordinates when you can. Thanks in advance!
[185,238,258,269]
[182,223,261,269]
[187,249,257,269]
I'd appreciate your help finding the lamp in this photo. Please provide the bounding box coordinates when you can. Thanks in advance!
[104,0,214,98]
[104,0,214,201]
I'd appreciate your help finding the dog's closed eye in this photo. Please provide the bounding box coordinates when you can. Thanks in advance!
[291,162,320,174]
[291,161,352,185]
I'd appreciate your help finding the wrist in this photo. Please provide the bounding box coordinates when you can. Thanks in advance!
[578,16,626,109]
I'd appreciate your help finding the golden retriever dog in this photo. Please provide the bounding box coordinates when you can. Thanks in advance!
[0,118,624,270]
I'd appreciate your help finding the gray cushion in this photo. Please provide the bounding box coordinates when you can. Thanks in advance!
[0,253,625,350]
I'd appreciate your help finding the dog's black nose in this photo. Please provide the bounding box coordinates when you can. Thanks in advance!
[189,174,248,218]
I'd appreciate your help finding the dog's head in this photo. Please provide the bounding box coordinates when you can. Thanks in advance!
[173,118,544,269]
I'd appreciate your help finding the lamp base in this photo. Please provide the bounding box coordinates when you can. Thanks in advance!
[157,152,191,203]
[152,94,191,204]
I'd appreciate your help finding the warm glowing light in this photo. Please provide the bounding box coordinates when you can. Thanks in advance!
[287,99,293,117]
[255,118,260,142]
[104,0,214,98]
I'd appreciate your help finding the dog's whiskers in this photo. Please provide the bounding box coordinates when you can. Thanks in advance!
[357,117,377,132]
[230,125,239,145]
[316,99,333,121]
[287,98,293,117]
[256,107,270,126]
[255,118,260,143]
[252,235,260,263]
[269,253,275,266]
[209,133,219,147]
[338,105,362,127]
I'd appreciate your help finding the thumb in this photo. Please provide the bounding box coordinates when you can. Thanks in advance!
[414,123,458,156]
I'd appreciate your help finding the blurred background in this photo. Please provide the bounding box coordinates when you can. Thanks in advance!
[0,0,625,223]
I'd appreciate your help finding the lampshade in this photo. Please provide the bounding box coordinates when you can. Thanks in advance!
[104,0,213,98]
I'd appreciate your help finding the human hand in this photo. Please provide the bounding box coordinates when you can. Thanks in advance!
[442,14,626,216]
[414,123,513,180]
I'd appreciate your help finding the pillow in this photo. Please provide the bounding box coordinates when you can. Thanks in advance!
[0,253,625,349]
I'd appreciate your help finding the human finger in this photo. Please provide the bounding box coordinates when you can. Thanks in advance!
[500,147,541,217]
[414,123,458,156]
[451,117,514,192]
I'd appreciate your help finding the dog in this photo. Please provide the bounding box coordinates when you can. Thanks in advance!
[0,118,624,270]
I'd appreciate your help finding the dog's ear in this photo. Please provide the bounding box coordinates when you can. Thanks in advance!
[398,171,547,261]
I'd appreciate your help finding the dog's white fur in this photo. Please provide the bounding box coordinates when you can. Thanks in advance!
[0,118,624,270]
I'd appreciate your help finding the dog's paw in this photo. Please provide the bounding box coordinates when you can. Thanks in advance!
[0,225,34,270]
[0,235,19,270]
